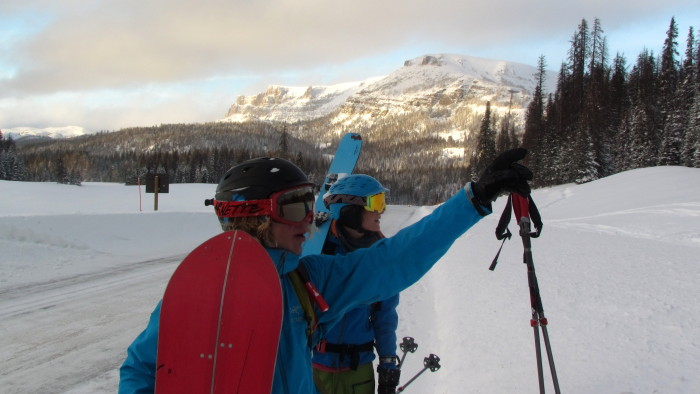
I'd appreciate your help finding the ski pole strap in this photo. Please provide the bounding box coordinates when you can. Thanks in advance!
[495,195,513,240]
[490,194,543,270]
[490,196,513,271]
[528,197,543,238]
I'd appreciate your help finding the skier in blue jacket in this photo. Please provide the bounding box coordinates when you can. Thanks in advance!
[312,174,400,394]
[119,149,532,394]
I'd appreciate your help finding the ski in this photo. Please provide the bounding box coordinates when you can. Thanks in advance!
[302,133,362,256]
[155,230,283,393]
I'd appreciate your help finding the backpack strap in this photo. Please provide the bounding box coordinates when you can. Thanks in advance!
[288,262,330,347]
[288,269,317,348]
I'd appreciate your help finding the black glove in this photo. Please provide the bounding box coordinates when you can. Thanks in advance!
[472,148,533,204]
[377,362,401,394]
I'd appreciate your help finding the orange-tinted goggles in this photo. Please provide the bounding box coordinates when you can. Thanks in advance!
[364,192,386,213]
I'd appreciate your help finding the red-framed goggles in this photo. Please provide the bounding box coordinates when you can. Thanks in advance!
[323,192,386,213]
[210,184,316,225]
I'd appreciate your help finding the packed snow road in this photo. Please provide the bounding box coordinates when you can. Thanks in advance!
[0,255,182,394]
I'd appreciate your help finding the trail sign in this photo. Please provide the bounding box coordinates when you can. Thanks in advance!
[145,173,169,194]
[145,173,169,211]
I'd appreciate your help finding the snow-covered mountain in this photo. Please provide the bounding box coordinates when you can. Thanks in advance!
[221,54,557,128]
[2,126,88,141]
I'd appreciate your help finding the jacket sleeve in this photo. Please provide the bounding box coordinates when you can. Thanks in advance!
[119,302,161,394]
[306,186,486,327]
[373,294,400,357]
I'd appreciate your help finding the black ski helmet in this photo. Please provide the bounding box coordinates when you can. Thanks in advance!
[214,157,312,202]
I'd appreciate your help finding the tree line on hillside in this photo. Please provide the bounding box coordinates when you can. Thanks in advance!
[11,123,330,187]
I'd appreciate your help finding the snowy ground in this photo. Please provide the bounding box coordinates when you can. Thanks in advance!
[1,166,699,393]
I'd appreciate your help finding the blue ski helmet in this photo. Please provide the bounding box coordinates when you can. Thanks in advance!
[325,174,388,219]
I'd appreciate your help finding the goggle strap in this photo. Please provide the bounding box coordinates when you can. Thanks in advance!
[324,193,385,213]
[323,194,365,209]
[213,199,274,218]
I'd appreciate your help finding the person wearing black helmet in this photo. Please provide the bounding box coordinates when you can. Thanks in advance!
[208,157,316,254]
[119,150,533,394]
[312,174,400,394]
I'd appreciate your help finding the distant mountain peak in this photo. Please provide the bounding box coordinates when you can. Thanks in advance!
[220,53,556,126]
[2,126,88,141]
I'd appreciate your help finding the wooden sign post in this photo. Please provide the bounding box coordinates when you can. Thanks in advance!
[145,173,170,211]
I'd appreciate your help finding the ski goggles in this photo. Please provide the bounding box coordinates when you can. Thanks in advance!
[211,184,316,225]
[323,192,386,213]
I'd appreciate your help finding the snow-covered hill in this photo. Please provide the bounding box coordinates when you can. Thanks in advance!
[1,166,699,393]
[221,54,557,128]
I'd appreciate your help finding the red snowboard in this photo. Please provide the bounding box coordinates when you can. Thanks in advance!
[155,230,283,393]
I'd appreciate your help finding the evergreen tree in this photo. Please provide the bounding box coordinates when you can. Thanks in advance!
[589,18,608,71]
[1,135,27,181]
[686,94,700,167]
[540,94,560,186]
[280,125,290,159]
[496,112,514,155]
[626,49,661,167]
[521,55,547,183]
[681,27,698,166]
[470,101,497,179]
[571,122,598,183]
[660,17,680,97]
[54,156,68,184]
[582,19,610,179]
[658,17,684,165]
[609,53,629,172]
[568,19,589,113]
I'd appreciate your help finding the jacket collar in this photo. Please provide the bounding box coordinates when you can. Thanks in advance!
[266,247,300,275]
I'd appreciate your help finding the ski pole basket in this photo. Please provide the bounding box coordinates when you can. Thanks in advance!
[396,354,441,392]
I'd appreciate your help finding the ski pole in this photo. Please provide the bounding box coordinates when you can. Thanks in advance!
[396,354,440,392]
[511,193,560,394]
[398,337,418,368]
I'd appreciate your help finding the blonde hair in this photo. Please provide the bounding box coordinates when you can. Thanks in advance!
[220,216,317,251]
[221,216,274,246]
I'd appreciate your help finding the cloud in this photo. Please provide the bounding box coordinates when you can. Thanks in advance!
[0,0,697,131]
[2,0,696,97]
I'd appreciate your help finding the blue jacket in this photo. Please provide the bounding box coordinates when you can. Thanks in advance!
[119,186,486,394]
[311,223,399,371]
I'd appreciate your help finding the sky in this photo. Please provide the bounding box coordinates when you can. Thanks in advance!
[0,0,699,132]
[1,165,699,392]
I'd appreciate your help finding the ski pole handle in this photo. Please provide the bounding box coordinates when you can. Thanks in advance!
[511,193,530,221]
